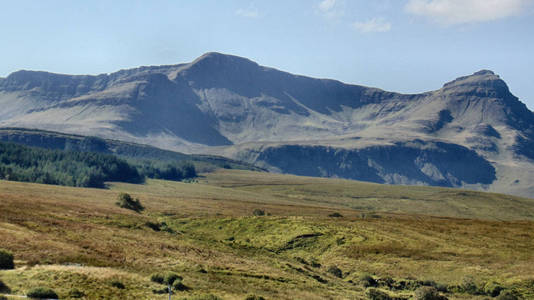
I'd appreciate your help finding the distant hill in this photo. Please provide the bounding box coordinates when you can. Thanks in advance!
[1,53,533,196]
[0,127,262,172]
[0,141,143,187]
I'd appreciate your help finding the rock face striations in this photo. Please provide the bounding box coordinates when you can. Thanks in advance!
[1,52,533,196]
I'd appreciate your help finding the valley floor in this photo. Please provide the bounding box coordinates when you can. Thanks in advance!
[0,170,533,299]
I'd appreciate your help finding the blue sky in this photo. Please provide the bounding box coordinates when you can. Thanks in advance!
[1,0,533,109]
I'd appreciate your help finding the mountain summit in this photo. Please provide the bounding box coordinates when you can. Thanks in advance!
[1,53,533,197]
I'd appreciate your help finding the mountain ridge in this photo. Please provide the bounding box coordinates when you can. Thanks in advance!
[1,52,533,197]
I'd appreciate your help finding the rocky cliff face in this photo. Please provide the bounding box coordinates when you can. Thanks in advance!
[1,52,533,196]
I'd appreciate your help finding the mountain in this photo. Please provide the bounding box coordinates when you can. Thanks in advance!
[1,52,533,197]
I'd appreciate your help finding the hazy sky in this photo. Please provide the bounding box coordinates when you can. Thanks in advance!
[1,0,533,109]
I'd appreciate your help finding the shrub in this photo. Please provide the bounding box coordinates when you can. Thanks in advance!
[145,221,161,231]
[116,192,144,212]
[68,288,85,298]
[360,274,378,287]
[0,295,7,300]
[164,272,183,285]
[252,209,265,216]
[110,280,125,289]
[172,279,188,291]
[365,288,393,300]
[328,212,343,218]
[484,281,504,297]
[460,276,479,294]
[150,273,165,284]
[414,287,448,300]
[26,287,59,299]
[152,287,169,294]
[0,279,10,293]
[245,295,266,300]
[496,291,518,300]
[0,249,14,269]
[435,284,448,293]
[327,265,343,278]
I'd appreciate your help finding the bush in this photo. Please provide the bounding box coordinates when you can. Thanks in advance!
[152,287,169,294]
[497,291,518,300]
[0,249,14,269]
[484,281,504,297]
[252,209,265,216]
[110,280,125,289]
[116,193,144,212]
[328,212,343,218]
[245,295,266,300]
[327,265,343,278]
[0,296,7,300]
[414,287,448,300]
[150,273,165,284]
[365,288,393,300]
[0,279,10,293]
[435,283,448,293]
[145,221,162,231]
[172,279,188,291]
[360,274,378,287]
[26,287,58,299]
[460,276,479,294]
[68,288,85,298]
[164,272,183,285]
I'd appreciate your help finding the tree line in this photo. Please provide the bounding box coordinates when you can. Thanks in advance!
[0,141,196,188]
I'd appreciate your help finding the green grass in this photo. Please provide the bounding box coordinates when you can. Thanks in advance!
[0,169,533,299]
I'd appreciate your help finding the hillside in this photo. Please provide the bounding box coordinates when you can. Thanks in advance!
[1,53,533,196]
[0,170,533,299]
[0,141,143,187]
[0,127,262,172]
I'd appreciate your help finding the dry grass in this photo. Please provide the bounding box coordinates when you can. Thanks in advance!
[0,170,533,299]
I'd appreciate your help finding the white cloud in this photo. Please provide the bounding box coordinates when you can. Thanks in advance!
[405,0,533,25]
[235,7,259,18]
[319,0,337,12]
[352,18,392,33]
[316,0,345,19]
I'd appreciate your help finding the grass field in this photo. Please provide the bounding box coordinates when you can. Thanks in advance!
[1,169,533,299]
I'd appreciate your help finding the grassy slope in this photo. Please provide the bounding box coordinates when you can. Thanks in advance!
[0,170,533,299]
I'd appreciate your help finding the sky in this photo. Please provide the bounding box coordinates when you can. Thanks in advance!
[1,0,533,109]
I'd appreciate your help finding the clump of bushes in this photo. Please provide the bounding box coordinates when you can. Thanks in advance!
[110,280,125,289]
[484,281,504,297]
[328,212,343,218]
[116,192,144,212]
[150,273,165,284]
[68,288,85,298]
[145,221,175,233]
[360,274,378,288]
[457,275,482,295]
[245,295,265,300]
[497,290,518,300]
[252,209,265,216]
[327,265,343,278]
[365,288,394,300]
[164,272,183,285]
[0,249,14,269]
[172,279,188,291]
[26,287,58,299]
[150,272,188,292]
[414,286,448,300]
